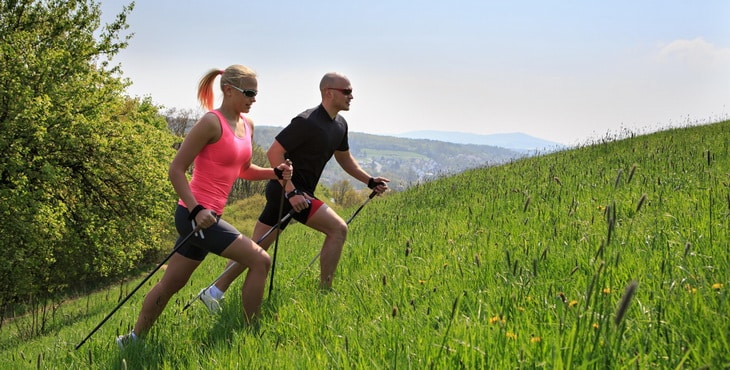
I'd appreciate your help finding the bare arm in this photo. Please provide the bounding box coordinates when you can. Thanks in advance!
[268,139,309,212]
[239,163,291,181]
[239,122,292,181]
[168,112,220,210]
[334,150,370,183]
[334,150,389,193]
[267,140,296,193]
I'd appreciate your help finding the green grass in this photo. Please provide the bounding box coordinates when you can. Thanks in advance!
[3,121,730,368]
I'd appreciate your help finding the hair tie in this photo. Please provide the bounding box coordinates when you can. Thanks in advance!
[219,69,225,74]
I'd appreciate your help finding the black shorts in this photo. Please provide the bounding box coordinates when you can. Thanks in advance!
[258,181,325,229]
[174,205,240,261]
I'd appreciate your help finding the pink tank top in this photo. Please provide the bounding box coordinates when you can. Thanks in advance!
[179,110,252,215]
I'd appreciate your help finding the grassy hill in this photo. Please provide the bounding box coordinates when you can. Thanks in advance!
[3,121,729,368]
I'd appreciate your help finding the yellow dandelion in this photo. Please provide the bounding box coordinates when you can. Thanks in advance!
[568,300,578,308]
[418,279,426,284]
[517,306,525,312]
[592,323,599,330]
[489,315,501,325]
[506,332,517,340]
[597,205,606,211]
[602,287,611,294]
[712,283,723,290]
[530,336,541,343]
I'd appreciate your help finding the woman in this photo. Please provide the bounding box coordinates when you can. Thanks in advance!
[117,64,292,347]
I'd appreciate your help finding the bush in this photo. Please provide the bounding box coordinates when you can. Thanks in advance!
[0,0,176,314]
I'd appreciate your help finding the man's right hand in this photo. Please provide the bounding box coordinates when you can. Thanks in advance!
[286,189,311,213]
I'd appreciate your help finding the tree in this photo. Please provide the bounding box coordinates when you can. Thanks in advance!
[0,0,176,312]
[329,179,366,208]
[228,142,269,202]
[164,107,198,138]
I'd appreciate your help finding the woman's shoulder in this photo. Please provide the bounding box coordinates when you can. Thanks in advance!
[188,111,222,139]
[241,113,255,127]
[199,110,222,124]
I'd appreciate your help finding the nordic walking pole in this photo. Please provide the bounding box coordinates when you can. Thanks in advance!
[75,225,201,350]
[268,171,289,298]
[294,189,378,282]
[180,209,296,312]
[345,189,378,224]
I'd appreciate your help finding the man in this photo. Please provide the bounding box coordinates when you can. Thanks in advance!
[198,72,389,313]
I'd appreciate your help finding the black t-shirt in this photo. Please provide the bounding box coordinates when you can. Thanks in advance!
[275,104,349,194]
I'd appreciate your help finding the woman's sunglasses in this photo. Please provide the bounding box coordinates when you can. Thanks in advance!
[229,85,258,97]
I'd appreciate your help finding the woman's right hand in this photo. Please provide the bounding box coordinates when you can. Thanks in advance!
[194,208,218,229]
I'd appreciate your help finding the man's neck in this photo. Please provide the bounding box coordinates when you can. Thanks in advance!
[321,102,339,119]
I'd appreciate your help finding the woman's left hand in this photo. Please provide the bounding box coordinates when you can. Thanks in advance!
[276,162,293,180]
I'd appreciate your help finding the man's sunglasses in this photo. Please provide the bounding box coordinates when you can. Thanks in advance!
[328,88,353,95]
[229,85,258,97]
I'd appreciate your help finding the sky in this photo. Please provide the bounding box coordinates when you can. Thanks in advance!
[98,0,730,145]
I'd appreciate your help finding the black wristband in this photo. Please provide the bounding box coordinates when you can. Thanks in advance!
[368,177,378,189]
[285,189,302,199]
[188,204,205,220]
[274,167,284,180]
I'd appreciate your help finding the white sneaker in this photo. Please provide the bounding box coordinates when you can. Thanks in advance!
[198,287,222,315]
[115,332,137,350]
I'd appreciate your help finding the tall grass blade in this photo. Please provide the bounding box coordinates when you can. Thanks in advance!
[614,280,638,327]
[627,164,637,183]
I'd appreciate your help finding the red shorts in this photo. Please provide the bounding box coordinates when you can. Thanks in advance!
[259,182,325,229]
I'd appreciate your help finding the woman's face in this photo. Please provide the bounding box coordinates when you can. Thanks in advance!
[228,77,258,113]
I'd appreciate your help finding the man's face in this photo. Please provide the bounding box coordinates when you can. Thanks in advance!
[328,80,353,111]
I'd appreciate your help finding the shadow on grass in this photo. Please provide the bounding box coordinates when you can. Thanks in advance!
[112,335,169,370]
[200,292,279,345]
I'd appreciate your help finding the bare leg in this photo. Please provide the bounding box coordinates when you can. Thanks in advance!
[132,254,200,336]
[304,205,348,289]
[218,235,271,320]
[213,204,347,292]
[213,221,278,293]
[213,259,245,292]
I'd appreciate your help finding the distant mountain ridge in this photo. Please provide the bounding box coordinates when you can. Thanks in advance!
[254,126,523,191]
[395,130,564,152]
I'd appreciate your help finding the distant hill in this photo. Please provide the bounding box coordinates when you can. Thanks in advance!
[254,126,523,191]
[394,130,564,152]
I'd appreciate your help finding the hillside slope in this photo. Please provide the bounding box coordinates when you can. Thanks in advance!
[286,119,730,367]
[4,121,729,368]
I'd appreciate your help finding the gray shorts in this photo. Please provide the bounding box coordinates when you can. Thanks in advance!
[173,205,240,261]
